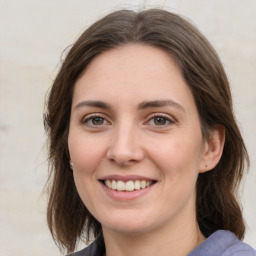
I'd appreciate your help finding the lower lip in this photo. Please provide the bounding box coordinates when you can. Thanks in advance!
[100,182,156,201]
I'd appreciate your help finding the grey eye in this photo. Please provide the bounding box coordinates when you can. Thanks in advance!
[91,117,105,125]
[153,116,168,125]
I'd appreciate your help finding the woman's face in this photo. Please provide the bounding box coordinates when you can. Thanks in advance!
[68,44,208,235]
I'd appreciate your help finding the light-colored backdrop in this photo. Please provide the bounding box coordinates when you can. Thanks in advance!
[0,1,255,255]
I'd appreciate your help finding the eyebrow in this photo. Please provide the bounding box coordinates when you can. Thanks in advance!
[74,99,185,112]
[138,100,185,112]
[74,100,111,110]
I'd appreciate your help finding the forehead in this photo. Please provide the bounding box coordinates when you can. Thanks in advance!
[82,44,180,83]
[72,44,196,113]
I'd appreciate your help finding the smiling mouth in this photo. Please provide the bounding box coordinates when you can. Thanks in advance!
[102,179,156,192]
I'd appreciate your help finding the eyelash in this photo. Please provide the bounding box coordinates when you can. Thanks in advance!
[146,114,175,127]
[82,114,110,127]
[81,113,175,128]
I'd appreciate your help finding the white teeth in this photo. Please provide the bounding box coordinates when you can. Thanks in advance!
[126,181,134,191]
[141,180,146,189]
[112,180,117,190]
[105,180,111,188]
[104,179,153,192]
[117,180,126,191]
[134,180,140,190]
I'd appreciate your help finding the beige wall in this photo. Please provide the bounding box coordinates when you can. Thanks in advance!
[0,0,255,255]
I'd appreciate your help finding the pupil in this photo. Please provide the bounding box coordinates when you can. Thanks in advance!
[92,117,103,125]
[154,117,166,125]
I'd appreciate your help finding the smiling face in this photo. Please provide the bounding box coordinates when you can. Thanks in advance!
[68,44,208,236]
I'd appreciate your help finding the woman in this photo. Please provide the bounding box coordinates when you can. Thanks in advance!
[44,9,255,256]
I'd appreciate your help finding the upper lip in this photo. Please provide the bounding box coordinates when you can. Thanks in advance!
[99,175,157,182]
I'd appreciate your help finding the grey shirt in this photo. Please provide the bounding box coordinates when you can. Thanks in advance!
[70,230,256,256]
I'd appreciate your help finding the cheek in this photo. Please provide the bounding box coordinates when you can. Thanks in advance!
[150,134,203,178]
[68,134,106,175]
[68,135,106,210]
[152,138,202,204]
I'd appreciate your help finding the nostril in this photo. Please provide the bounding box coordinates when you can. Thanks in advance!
[107,149,144,166]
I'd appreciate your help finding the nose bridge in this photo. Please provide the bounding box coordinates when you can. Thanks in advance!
[107,119,143,165]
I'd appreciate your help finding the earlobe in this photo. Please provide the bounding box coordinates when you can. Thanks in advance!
[200,125,225,173]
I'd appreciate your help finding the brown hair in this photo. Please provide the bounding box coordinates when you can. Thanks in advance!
[44,9,249,253]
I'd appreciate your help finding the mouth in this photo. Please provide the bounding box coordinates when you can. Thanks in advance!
[101,179,157,192]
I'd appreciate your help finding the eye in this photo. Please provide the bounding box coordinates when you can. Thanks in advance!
[147,114,174,127]
[82,114,109,127]
[91,116,105,125]
[153,116,168,125]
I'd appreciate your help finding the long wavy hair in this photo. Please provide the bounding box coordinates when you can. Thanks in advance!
[44,9,249,254]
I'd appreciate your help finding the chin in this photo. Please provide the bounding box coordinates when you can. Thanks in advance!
[105,223,151,235]
[101,212,154,235]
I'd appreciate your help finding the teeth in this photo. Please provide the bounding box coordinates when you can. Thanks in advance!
[126,181,134,191]
[117,180,125,191]
[112,180,117,190]
[134,180,140,190]
[105,180,111,188]
[104,179,153,192]
[141,180,146,189]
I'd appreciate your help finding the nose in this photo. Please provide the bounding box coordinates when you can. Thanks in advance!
[106,124,145,167]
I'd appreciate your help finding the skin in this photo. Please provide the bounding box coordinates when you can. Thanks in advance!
[68,44,225,256]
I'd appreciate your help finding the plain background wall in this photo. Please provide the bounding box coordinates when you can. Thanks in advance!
[0,0,255,255]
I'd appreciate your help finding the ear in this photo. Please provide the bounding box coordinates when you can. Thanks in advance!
[199,125,225,173]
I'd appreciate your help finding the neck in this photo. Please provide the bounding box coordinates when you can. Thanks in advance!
[103,213,205,256]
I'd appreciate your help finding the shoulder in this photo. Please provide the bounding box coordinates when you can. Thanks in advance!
[68,245,91,256]
[68,243,98,256]
[69,237,105,256]
[220,231,256,256]
[189,230,256,256]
